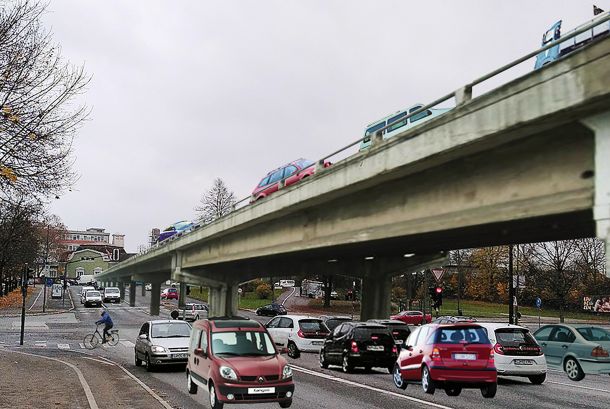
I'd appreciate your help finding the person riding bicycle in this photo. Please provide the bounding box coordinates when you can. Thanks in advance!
[96,309,114,343]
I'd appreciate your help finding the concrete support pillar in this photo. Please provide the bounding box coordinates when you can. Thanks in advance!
[208,284,238,318]
[150,282,161,316]
[119,282,126,301]
[360,262,392,321]
[129,281,137,307]
[179,282,187,308]
[142,282,146,297]
[583,111,610,276]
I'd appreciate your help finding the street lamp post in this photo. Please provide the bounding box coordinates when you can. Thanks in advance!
[20,263,28,346]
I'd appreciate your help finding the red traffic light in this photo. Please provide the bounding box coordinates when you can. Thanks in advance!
[435,287,442,294]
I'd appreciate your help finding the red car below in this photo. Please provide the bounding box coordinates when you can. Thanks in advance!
[392,324,497,398]
[161,288,178,300]
[390,310,432,326]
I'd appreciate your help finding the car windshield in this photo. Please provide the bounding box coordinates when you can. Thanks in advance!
[211,331,276,356]
[151,322,191,338]
[86,291,100,297]
[576,327,610,342]
[495,328,538,347]
[438,327,489,344]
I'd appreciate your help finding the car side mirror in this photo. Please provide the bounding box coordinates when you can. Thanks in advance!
[139,334,148,340]
[194,348,207,358]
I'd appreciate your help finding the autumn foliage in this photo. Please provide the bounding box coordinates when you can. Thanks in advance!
[0,287,33,309]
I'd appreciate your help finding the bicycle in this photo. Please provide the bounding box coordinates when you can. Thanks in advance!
[84,324,119,349]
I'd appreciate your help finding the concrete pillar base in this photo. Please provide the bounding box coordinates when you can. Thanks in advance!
[208,284,238,318]
[119,282,126,302]
[360,262,391,321]
[141,282,146,297]
[150,282,161,316]
[129,281,136,307]
[178,282,187,308]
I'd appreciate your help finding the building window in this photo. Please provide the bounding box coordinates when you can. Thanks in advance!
[75,267,85,277]
[93,267,102,275]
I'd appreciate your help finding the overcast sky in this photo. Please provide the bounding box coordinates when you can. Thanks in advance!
[44,1,597,252]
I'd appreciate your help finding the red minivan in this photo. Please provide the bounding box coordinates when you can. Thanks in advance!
[392,324,497,398]
[186,317,295,408]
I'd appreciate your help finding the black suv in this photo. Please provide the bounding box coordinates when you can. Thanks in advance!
[367,319,411,345]
[320,315,352,331]
[319,322,397,373]
[255,303,287,317]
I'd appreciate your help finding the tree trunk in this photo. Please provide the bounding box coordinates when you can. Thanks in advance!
[559,303,565,323]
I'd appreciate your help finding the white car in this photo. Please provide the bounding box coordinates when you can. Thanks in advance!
[80,286,95,304]
[265,315,330,358]
[478,323,548,384]
[84,290,103,308]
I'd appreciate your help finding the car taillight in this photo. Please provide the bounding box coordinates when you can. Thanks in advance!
[351,341,359,353]
[431,348,441,361]
[488,348,495,366]
[493,343,504,355]
[297,330,305,338]
[592,346,609,358]
[392,345,398,354]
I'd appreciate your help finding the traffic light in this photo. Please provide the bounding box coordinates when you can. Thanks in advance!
[434,287,443,308]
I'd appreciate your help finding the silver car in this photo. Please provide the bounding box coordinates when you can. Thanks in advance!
[178,303,208,321]
[134,320,192,371]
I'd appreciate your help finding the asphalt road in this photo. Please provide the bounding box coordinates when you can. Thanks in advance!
[1,284,609,409]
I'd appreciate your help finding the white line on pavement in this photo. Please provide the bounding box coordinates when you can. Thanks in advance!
[82,356,115,366]
[28,287,44,311]
[281,287,297,306]
[291,365,455,409]
[79,343,86,349]
[58,343,70,350]
[119,340,135,348]
[547,380,610,394]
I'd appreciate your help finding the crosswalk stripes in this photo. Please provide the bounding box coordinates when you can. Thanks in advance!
[57,343,70,350]
[79,343,86,349]
[120,340,135,348]
[12,341,137,350]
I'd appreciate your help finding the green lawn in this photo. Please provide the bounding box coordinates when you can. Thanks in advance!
[188,287,283,310]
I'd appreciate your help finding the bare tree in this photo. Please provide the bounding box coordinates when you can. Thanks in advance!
[0,1,89,200]
[574,238,606,286]
[195,178,236,224]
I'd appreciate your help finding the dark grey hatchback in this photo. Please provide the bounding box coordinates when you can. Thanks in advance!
[319,322,398,373]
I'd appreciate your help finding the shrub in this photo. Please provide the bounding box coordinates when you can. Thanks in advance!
[255,283,272,299]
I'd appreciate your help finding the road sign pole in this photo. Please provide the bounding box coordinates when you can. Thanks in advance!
[42,279,46,313]
[538,307,541,329]
[20,264,27,346]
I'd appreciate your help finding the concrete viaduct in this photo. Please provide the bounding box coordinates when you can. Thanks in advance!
[97,37,610,320]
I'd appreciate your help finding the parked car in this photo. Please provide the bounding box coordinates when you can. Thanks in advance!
[255,303,287,317]
[392,323,497,398]
[367,319,411,345]
[319,315,352,332]
[534,324,610,381]
[186,316,295,408]
[83,290,103,308]
[266,315,330,358]
[161,287,179,300]
[391,310,432,325]
[431,316,477,324]
[135,320,192,371]
[478,323,547,384]
[145,283,152,291]
[178,303,209,321]
[103,287,121,303]
[158,220,195,242]
[320,322,397,373]
[251,158,331,202]
[80,286,96,304]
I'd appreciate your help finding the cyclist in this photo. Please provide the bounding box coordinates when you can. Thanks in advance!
[96,309,114,344]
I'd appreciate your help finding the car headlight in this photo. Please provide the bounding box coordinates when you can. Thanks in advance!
[219,366,238,381]
[282,365,293,379]
[151,345,166,353]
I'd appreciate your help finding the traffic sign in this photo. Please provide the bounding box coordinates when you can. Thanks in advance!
[535,297,542,309]
[431,268,444,282]
[46,278,53,287]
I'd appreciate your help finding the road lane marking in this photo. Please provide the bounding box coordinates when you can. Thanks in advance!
[58,343,70,350]
[82,356,115,366]
[28,287,44,311]
[79,343,86,349]
[291,365,456,409]
[120,340,135,348]
[6,349,99,409]
[281,287,297,306]
[547,380,610,394]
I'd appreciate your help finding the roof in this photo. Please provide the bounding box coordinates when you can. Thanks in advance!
[280,315,317,321]
[148,319,190,325]
[476,322,528,331]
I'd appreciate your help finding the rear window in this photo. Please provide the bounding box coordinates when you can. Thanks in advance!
[299,319,327,332]
[495,328,538,347]
[86,291,100,297]
[325,318,351,331]
[437,327,489,344]
[576,327,610,342]
[105,289,119,294]
[167,288,177,292]
[354,327,393,342]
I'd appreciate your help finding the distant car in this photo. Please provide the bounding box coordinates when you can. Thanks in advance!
[103,287,121,303]
[431,316,477,324]
[145,283,152,291]
[177,303,208,321]
[161,288,178,300]
[391,310,432,326]
[393,323,497,398]
[135,320,192,371]
[320,315,352,332]
[534,324,610,381]
[256,303,287,317]
[251,158,331,202]
[478,323,547,384]
[266,315,330,358]
[80,286,96,304]
[83,290,102,308]
[320,322,398,373]
[367,319,411,345]
[157,220,195,242]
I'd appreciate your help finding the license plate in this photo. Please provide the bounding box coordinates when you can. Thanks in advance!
[453,353,476,360]
[248,387,275,394]
[514,359,534,365]
[367,345,384,351]
[312,341,323,346]
[172,353,188,359]
[395,340,404,345]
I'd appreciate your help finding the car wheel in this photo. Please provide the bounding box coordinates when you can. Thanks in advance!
[393,364,407,390]
[134,351,142,367]
[528,373,546,385]
[421,366,435,394]
[364,366,372,373]
[279,400,292,408]
[209,382,224,409]
[145,354,154,372]
[342,355,353,373]
[480,383,497,398]
[565,357,585,381]
[446,386,462,396]
[319,350,329,369]
[187,371,198,394]
[287,342,300,359]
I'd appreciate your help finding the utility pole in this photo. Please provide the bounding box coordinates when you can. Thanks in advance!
[20,263,28,345]
[508,244,514,325]
[43,225,49,313]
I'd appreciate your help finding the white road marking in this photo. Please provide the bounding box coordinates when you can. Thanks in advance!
[57,343,70,350]
[547,380,610,394]
[28,287,44,311]
[82,357,115,366]
[281,287,297,306]
[79,343,86,349]
[291,365,456,409]
[6,350,99,409]
[119,340,135,348]
[35,341,47,348]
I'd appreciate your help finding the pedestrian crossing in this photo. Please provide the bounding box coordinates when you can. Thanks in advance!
[2,339,136,350]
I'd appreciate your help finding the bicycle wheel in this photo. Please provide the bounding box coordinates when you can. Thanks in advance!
[84,333,98,349]
[108,332,119,346]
